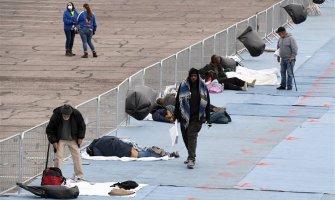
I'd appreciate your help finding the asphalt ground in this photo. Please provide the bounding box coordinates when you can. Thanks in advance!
[0,0,281,139]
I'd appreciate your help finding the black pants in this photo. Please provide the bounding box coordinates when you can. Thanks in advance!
[222,77,245,90]
[64,29,75,50]
[180,120,202,161]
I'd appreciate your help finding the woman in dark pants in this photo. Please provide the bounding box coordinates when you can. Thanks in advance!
[63,2,78,56]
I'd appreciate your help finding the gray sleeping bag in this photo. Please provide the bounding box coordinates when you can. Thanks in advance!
[237,26,265,57]
[125,85,158,120]
[17,183,79,199]
[283,4,307,24]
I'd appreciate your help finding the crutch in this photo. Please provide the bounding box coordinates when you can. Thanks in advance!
[289,60,298,91]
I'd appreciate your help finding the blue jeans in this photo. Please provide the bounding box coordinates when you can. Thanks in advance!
[79,28,96,53]
[280,59,295,89]
[138,149,161,158]
[64,29,75,50]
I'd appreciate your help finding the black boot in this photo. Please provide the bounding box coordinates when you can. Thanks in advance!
[65,49,72,57]
[81,52,88,58]
[70,49,76,56]
[92,51,98,58]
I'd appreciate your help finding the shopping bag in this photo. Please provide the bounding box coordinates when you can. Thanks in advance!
[169,121,179,146]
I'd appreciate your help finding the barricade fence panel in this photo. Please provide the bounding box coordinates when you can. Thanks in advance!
[266,7,274,37]
[273,3,281,28]
[0,134,21,195]
[0,0,299,194]
[257,10,267,40]
[98,88,118,138]
[144,63,161,94]
[203,36,215,66]
[236,19,249,52]
[117,79,129,126]
[227,25,237,56]
[161,55,177,90]
[176,48,190,84]
[190,42,203,69]
[76,98,98,144]
[215,30,228,58]
[248,16,257,33]
[129,70,144,90]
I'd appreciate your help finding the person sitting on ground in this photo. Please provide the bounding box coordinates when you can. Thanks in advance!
[199,55,256,91]
[86,136,179,158]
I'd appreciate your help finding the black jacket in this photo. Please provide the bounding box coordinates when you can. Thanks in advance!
[46,106,86,144]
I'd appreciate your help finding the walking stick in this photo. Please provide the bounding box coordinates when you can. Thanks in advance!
[289,60,298,91]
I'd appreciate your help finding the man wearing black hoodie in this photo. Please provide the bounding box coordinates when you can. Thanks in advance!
[174,68,211,169]
[46,104,86,179]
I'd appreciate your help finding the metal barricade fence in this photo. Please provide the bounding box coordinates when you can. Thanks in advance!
[273,3,282,28]
[161,55,177,90]
[21,122,50,184]
[1,0,311,195]
[0,134,21,194]
[266,7,274,40]
[227,25,237,57]
[256,10,267,40]
[248,15,257,33]
[98,88,118,137]
[176,48,190,83]
[235,19,249,53]
[202,36,215,67]
[76,97,99,143]
[144,63,161,94]
[117,79,129,127]
[190,42,203,69]
[214,30,228,58]
[129,70,144,90]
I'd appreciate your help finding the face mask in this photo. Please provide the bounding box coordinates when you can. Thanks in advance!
[68,6,73,10]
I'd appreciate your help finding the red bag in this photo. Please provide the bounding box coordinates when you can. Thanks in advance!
[41,143,66,185]
[41,167,66,186]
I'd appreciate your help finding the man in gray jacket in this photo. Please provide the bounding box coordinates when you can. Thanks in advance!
[276,27,298,90]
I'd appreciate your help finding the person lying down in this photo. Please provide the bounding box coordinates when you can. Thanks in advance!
[86,136,179,158]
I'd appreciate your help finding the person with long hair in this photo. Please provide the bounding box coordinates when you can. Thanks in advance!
[63,2,78,56]
[77,3,97,58]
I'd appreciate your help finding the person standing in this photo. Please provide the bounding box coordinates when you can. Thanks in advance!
[276,27,298,90]
[46,104,86,180]
[63,2,78,56]
[77,3,97,58]
[174,68,211,169]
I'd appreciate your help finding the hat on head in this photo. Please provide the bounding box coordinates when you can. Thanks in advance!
[189,68,198,75]
[276,26,286,33]
[61,104,73,115]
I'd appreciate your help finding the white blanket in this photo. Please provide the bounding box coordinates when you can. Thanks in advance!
[81,151,172,161]
[66,180,146,197]
[226,66,279,85]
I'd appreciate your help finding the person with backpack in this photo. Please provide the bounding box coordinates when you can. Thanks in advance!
[63,2,79,56]
[77,3,97,58]
[46,104,86,180]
